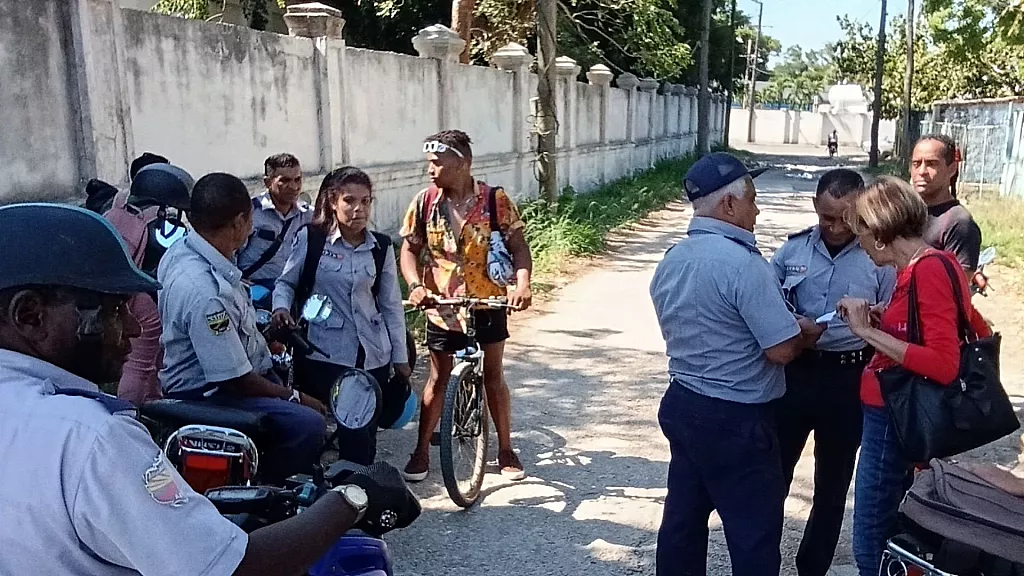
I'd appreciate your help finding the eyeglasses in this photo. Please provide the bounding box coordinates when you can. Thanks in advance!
[422,141,465,158]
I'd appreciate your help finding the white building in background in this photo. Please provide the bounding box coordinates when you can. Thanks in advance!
[732,83,896,150]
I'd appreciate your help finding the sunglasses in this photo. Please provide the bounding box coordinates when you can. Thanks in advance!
[422,141,465,158]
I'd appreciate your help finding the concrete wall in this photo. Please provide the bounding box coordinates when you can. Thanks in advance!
[730,108,896,149]
[0,0,83,202]
[4,2,724,233]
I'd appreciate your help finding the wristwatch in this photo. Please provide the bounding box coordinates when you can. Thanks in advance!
[287,388,301,404]
[332,484,368,522]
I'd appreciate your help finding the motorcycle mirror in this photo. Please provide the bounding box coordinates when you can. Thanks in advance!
[302,294,333,324]
[255,309,272,326]
[978,247,997,267]
[330,369,381,431]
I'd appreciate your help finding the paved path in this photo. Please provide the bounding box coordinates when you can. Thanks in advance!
[374,146,1024,576]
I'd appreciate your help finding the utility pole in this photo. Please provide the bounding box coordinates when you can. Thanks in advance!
[745,0,763,143]
[537,0,558,201]
[870,0,888,167]
[901,0,915,161]
[696,0,713,155]
[723,0,738,148]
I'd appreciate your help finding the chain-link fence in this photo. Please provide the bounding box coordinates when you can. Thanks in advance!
[920,99,1024,198]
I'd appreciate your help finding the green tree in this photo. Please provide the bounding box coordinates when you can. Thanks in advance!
[763,45,833,109]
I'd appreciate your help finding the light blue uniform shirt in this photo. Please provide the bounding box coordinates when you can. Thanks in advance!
[0,349,247,575]
[650,217,801,404]
[770,226,896,352]
[274,227,408,370]
[236,193,312,283]
[159,234,274,394]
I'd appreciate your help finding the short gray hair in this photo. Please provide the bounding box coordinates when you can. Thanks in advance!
[692,177,749,214]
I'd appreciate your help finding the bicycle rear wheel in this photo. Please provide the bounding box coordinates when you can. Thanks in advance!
[439,361,489,508]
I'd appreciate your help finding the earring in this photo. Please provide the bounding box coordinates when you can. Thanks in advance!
[874,240,886,251]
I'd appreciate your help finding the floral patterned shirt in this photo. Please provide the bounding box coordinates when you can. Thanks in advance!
[400,181,523,331]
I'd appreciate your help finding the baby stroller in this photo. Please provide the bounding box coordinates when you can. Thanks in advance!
[881,460,1024,576]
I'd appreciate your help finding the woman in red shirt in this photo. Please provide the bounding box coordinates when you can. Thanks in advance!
[836,176,991,575]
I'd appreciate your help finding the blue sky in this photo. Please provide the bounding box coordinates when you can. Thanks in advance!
[738,0,909,63]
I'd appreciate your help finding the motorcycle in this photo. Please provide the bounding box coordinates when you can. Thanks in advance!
[827,140,838,159]
[971,247,996,297]
[140,294,381,492]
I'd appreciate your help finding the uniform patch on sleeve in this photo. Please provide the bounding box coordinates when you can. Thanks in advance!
[144,454,188,507]
[206,311,231,335]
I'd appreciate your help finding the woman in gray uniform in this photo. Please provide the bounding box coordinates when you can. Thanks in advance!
[273,167,410,465]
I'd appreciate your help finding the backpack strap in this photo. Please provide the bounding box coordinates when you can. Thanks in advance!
[294,224,328,316]
[369,232,392,312]
[416,186,442,243]
[242,197,296,280]
[488,185,504,236]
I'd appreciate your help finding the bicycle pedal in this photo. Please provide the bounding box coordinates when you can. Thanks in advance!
[430,431,441,446]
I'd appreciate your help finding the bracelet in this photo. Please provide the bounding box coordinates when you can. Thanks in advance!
[409,281,423,291]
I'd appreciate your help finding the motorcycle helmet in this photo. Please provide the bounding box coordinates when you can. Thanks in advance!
[130,163,194,211]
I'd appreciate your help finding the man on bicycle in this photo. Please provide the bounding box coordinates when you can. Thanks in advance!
[399,129,533,482]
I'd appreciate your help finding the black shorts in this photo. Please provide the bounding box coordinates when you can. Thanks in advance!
[425,308,509,353]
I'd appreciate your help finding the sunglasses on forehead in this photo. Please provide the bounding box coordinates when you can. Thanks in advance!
[422,141,465,158]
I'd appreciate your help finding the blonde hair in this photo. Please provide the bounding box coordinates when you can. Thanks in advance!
[849,175,928,244]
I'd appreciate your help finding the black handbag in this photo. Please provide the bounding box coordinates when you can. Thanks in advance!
[877,254,1019,462]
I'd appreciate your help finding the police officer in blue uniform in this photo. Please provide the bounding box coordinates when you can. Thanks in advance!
[770,169,896,576]
[158,173,327,484]
[650,153,825,576]
[0,203,417,576]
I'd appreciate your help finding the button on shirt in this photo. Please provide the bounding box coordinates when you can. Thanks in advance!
[159,234,274,394]
[650,217,801,404]
[274,227,408,370]
[771,227,897,352]
[236,194,312,283]
[0,349,247,575]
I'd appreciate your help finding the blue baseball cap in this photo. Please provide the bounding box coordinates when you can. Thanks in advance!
[683,152,768,201]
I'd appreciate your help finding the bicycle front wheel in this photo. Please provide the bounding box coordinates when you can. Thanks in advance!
[439,361,490,508]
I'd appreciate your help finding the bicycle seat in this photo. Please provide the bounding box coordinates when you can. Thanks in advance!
[140,399,270,439]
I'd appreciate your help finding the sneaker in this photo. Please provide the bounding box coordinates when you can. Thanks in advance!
[402,452,429,482]
[498,450,526,481]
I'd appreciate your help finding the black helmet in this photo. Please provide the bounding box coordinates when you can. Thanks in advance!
[0,203,160,295]
[130,164,194,211]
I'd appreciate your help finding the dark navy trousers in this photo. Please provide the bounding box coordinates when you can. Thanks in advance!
[657,383,786,576]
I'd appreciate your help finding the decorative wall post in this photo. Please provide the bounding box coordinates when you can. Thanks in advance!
[413,24,466,130]
[587,64,614,146]
[492,42,534,196]
[285,2,348,171]
[637,78,658,168]
[616,73,640,173]
[671,84,687,155]
[555,56,581,190]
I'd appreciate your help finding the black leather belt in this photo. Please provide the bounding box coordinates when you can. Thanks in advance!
[814,347,873,366]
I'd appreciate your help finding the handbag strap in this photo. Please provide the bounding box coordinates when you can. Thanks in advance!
[906,253,972,345]
[488,185,501,233]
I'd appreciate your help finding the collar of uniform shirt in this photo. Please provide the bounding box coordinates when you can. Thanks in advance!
[810,226,858,259]
[258,193,308,218]
[326,227,377,250]
[0,348,99,395]
[687,216,759,253]
[187,234,244,284]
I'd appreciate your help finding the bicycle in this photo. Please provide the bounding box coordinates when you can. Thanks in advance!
[404,296,519,508]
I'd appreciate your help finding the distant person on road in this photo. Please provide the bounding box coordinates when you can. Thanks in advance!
[911,134,983,276]
[399,129,533,483]
[770,169,896,576]
[827,130,839,158]
[236,153,312,305]
[649,152,824,576]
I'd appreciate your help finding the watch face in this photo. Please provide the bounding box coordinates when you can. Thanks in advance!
[345,485,369,509]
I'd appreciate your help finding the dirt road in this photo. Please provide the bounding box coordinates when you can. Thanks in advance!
[375,145,1024,576]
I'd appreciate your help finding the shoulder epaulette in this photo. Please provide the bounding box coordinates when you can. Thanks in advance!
[53,387,139,418]
[788,226,815,240]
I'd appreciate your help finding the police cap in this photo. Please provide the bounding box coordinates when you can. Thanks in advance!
[0,203,161,294]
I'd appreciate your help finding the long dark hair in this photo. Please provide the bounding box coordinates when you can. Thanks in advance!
[312,166,373,232]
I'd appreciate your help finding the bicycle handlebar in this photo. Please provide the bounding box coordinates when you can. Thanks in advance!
[403,296,521,311]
